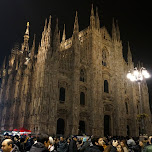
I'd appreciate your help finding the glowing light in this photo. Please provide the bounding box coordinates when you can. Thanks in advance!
[127,67,150,82]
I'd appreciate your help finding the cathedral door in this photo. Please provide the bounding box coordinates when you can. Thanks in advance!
[104,115,110,136]
[57,118,65,135]
[78,121,85,135]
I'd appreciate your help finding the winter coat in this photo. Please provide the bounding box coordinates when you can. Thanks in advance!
[69,140,77,152]
[79,141,90,152]
[145,144,152,152]
[57,141,68,152]
[110,146,117,152]
[87,145,104,152]
[29,142,49,152]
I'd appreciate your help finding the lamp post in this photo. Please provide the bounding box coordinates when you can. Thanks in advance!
[127,66,150,135]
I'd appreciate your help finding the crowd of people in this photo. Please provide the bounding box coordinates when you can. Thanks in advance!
[0,133,152,152]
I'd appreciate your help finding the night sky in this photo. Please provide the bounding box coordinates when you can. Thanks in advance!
[0,0,152,107]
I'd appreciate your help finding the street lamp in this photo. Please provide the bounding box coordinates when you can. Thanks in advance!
[127,66,150,135]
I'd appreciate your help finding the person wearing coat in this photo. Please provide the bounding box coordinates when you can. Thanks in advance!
[29,134,50,152]
[145,136,152,152]
[1,139,20,152]
[87,137,104,152]
[57,136,68,152]
[69,136,78,152]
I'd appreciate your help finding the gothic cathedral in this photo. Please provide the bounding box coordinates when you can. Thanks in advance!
[0,6,151,137]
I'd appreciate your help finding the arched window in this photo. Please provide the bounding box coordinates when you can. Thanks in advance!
[57,118,65,135]
[80,92,85,105]
[104,80,109,93]
[125,102,128,114]
[102,49,107,66]
[80,69,85,82]
[59,87,65,102]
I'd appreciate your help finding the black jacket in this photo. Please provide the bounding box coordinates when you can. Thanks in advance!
[110,146,117,152]
[69,140,77,152]
[87,145,104,152]
[57,141,68,152]
[29,142,49,152]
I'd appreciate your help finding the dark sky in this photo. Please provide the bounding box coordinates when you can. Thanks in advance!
[0,0,152,103]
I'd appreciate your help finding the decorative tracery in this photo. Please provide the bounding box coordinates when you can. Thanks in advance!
[102,48,108,67]
[80,68,86,82]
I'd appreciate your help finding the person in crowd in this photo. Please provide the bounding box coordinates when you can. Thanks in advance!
[69,135,78,152]
[66,138,71,146]
[57,136,68,152]
[127,137,136,147]
[77,138,84,152]
[116,144,124,152]
[24,135,34,151]
[79,137,91,152]
[19,137,25,152]
[1,139,20,152]
[48,136,55,152]
[54,138,59,151]
[29,133,50,152]
[66,138,71,152]
[12,135,21,151]
[110,140,119,152]
[144,136,152,152]
[120,140,128,152]
[87,137,104,152]
[138,140,147,152]
[101,138,108,150]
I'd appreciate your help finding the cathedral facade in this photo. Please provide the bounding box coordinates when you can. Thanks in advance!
[0,6,151,137]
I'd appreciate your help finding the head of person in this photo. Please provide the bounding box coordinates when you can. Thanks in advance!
[92,137,104,146]
[49,136,54,145]
[117,144,124,152]
[37,133,50,148]
[120,140,127,147]
[73,136,77,141]
[60,136,64,142]
[4,133,10,139]
[1,139,14,152]
[148,136,152,144]
[67,138,71,143]
[139,140,144,147]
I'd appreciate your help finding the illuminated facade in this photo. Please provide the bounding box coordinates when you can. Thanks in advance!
[0,6,151,137]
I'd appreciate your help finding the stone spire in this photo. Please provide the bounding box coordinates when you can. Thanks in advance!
[127,42,132,64]
[48,16,51,34]
[53,18,60,51]
[116,20,120,41]
[44,18,48,32]
[46,15,52,48]
[21,22,30,51]
[95,7,100,29]
[30,34,36,59]
[62,24,66,42]
[2,56,6,70]
[112,18,117,41]
[73,11,79,34]
[90,4,95,28]
[40,18,48,48]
